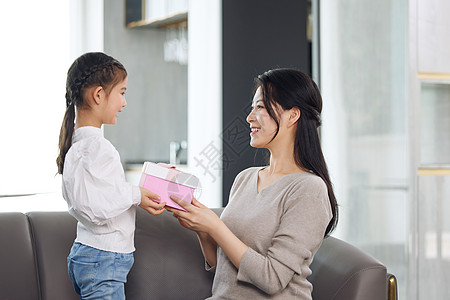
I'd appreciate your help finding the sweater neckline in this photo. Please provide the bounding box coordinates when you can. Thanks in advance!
[255,166,310,196]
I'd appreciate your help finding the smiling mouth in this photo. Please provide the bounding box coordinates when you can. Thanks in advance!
[250,128,260,135]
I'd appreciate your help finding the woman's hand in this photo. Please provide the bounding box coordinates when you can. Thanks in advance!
[139,187,166,215]
[166,196,220,234]
[168,195,249,269]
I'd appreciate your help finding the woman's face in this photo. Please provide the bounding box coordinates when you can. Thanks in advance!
[246,86,279,148]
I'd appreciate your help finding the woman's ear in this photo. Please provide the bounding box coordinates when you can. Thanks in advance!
[287,107,301,127]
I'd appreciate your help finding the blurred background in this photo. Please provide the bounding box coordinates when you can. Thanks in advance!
[1,0,449,299]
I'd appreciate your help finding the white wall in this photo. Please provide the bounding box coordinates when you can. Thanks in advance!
[69,0,104,61]
[187,0,223,208]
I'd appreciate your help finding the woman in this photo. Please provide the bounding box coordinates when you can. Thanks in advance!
[167,68,338,299]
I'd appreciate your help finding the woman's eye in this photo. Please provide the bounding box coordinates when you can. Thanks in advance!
[249,104,264,113]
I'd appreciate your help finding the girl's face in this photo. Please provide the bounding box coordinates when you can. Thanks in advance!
[246,86,279,148]
[102,77,128,125]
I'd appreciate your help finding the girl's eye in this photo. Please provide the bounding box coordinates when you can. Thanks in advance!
[256,105,264,110]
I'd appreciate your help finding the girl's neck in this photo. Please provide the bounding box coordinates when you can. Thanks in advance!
[75,109,102,129]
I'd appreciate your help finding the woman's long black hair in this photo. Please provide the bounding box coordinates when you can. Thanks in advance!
[255,68,338,236]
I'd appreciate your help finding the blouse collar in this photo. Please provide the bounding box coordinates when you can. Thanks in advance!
[72,126,102,143]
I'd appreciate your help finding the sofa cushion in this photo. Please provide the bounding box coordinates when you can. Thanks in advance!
[27,211,79,300]
[0,212,40,300]
[126,208,222,300]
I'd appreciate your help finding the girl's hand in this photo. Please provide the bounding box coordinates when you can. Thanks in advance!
[139,187,166,215]
[167,196,220,234]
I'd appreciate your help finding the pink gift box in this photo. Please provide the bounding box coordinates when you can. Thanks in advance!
[139,162,200,211]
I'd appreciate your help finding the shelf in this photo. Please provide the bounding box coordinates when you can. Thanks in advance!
[126,11,187,29]
[418,168,450,176]
[418,72,450,83]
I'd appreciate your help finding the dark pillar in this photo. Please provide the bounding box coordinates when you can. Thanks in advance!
[222,0,310,205]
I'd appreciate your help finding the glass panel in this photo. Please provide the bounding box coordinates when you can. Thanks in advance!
[420,83,450,166]
[418,82,450,299]
[320,0,409,298]
[418,175,450,300]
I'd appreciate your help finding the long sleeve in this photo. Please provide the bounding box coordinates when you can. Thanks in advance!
[63,135,140,226]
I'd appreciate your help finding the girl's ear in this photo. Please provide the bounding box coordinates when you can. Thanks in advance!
[287,107,300,127]
[92,86,104,105]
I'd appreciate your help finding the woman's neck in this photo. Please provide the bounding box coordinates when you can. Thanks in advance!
[266,142,304,175]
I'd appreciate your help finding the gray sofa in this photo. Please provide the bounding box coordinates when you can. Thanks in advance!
[0,208,397,300]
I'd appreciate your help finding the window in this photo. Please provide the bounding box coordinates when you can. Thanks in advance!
[0,0,103,212]
[320,0,409,298]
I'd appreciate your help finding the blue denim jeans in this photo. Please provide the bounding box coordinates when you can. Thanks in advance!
[67,243,134,300]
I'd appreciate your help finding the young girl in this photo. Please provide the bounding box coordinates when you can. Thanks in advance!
[56,52,166,299]
[167,68,338,299]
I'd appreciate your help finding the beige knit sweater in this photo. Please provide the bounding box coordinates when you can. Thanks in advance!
[207,167,332,299]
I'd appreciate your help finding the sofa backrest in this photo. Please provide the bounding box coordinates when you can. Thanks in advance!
[0,209,393,300]
[2,209,219,300]
[0,212,40,300]
[308,236,388,300]
[27,211,79,300]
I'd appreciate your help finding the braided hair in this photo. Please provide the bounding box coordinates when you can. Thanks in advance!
[56,52,127,174]
[255,68,338,236]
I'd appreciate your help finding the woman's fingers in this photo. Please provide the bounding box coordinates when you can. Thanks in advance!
[170,195,193,211]
[167,196,216,234]
[170,195,206,210]
[191,197,207,208]
[168,208,191,229]
[165,204,188,220]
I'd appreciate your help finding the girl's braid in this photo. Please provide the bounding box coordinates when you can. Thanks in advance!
[66,62,114,108]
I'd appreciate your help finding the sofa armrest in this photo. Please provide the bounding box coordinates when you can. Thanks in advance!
[309,236,389,300]
[387,273,398,300]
